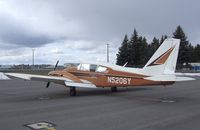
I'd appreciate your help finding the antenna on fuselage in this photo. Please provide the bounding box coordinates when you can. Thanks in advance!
[123,62,128,67]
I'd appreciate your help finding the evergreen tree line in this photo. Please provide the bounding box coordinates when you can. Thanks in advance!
[116,25,200,69]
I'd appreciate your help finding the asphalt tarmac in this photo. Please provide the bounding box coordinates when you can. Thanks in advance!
[0,78,200,130]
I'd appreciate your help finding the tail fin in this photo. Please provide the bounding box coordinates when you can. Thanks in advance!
[143,38,180,75]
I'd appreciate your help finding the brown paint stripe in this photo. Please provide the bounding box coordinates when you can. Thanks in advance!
[148,46,175,66]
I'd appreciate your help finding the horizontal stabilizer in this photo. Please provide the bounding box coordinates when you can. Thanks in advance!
[144,75,195,82]
[175,76,195,81]
[176,73,200,77]
[144,75,176,81]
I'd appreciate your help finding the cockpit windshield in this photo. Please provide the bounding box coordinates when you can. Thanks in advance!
[77,64,107,73]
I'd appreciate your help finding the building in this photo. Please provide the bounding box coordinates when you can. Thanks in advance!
[0,65,12,70]
[189,63,200,71]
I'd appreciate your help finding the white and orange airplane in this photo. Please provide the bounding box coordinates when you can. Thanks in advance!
[1,38,197,96]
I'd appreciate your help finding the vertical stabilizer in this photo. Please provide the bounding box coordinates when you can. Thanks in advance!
[143,38,180,75]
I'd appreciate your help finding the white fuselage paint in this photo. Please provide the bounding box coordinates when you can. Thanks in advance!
[107,77,131,85]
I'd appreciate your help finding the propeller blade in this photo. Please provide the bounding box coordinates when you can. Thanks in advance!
[54,60,59,70]
[46,60,59,88]
[46,82,50,88]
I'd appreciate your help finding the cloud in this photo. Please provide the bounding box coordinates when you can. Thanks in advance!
[0,0,200,64]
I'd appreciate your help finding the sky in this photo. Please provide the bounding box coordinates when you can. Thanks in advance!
[0,0,200,65]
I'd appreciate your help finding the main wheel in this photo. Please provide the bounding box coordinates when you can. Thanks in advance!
[111,87,117,92]
[70,87,76,96]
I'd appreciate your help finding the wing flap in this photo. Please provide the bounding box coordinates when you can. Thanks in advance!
[64,81,97,88]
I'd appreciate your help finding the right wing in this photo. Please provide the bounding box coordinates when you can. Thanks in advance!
[5,73,97,88]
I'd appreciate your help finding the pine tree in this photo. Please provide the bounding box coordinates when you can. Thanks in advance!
[193,44,200,62]
[128,29,148,67]
[148,37,160,60]
[116,34,129,65]
[160,35,168,45]
[173,25,190,69]
[188,43,195,62]
[139,37,148,65]
[129,29,139,66]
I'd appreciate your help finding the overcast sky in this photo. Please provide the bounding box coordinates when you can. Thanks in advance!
[0,0,199,65]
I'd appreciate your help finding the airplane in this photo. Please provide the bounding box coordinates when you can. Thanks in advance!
[1,38,197,96]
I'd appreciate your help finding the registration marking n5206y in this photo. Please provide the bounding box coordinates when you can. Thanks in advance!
[107,77,131,85]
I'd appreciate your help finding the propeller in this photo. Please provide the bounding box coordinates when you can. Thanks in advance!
[54,60,59,70]
[46,60,59,88]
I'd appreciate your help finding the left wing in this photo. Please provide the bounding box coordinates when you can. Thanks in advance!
[4,73,97,88]
[0,72,10,80]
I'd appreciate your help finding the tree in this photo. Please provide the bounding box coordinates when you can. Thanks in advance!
[193,44,200,62]
[147,37,160,60]
[117,29,149,67]
[116,34,129,65]
[188,43,195,62]
[160,35,168,45]
[129,29,148,67]
[138,36,148,65]
[173,25,190,69]
[129,29,139,66]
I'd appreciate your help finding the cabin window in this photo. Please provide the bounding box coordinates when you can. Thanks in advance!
[77,64,90,71]
[90,65,97,72]
[77,64,107,72]
[96,66,107,72]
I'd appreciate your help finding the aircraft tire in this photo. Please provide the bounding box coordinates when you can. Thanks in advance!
[70,87,76,96]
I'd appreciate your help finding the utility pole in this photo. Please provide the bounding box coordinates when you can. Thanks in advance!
[107,44,109,63]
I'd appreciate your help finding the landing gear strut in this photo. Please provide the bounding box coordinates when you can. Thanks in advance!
[70,87,76,96]
[111,87,117,92]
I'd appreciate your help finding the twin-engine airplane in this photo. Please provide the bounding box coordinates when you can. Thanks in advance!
[1,38,196,96]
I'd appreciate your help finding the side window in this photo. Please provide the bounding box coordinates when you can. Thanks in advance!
[96,66,107,73]
[77,64,82,70]
[90,65,97,72]
[77,64,90,71]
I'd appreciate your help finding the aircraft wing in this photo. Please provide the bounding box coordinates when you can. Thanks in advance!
[4,73,97,88]
[0,72,10,80]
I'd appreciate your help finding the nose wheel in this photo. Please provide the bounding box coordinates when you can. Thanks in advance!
[70,87,76,96]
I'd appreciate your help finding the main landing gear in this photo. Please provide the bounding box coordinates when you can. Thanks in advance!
[70,87,76,96]
[111,87,117,92]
